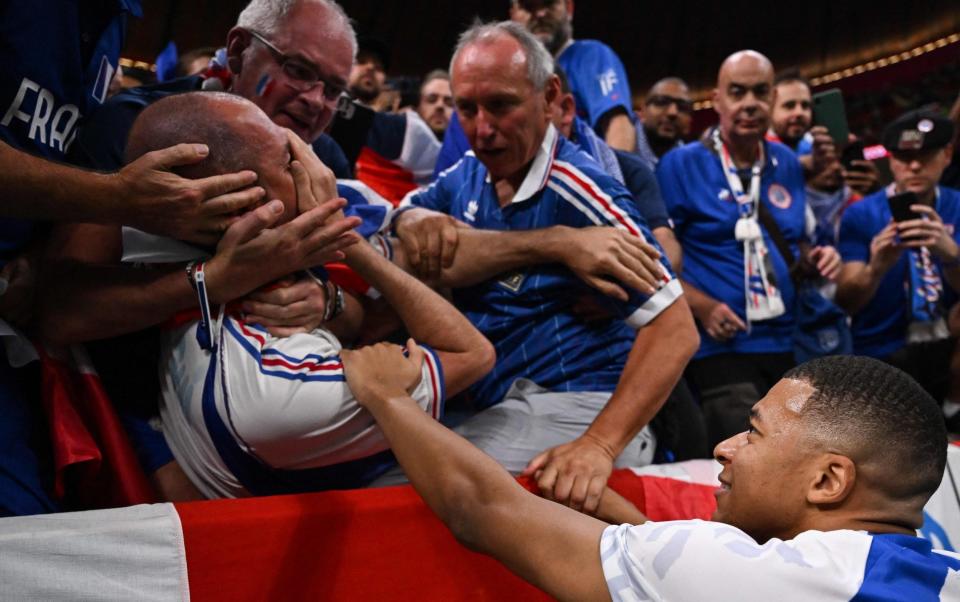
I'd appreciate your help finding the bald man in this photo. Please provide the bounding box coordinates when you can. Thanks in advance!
[656,50,842,446]
[125,92,494,498]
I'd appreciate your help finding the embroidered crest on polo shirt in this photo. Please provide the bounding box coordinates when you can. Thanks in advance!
[768,183,792,209]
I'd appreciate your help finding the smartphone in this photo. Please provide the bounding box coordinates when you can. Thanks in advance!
[841,140,866,172]
[888,191,921,222]
[813,89,850,147]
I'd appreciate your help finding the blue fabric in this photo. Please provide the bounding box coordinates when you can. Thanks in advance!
[312,133,352,179]
[407,134,675,408]
[657,139,807,359]
[793,281,853,362]
[557,40,634,134]
[0,0,140,263]
[0,355,58,517]
[851,533,960,601]
[571,115,623,183]
[838,187,960,358]
[614,149,671,231]
[433,111,471,178]
[154,40,178,83]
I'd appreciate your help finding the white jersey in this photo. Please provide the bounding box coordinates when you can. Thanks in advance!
[601,520,960,601]
[160,317,444,498]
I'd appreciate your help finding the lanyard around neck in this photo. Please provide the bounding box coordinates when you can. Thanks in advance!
[713,128,763,215]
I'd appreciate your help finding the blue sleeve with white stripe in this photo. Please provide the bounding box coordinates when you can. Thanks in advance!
[550,160,680,328]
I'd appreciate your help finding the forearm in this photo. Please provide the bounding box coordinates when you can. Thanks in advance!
[347,242,477,348]
[38,263,195,344]
[437,227,571,287]
[680,279,719,321]
[653,227,682,274]
[324,289,364,345]
[583,298,699,455]
[368,392,529,548]
[941,264,960,294]
[835,263,884,315]
[1,141,122,222]
[602,113,636,152]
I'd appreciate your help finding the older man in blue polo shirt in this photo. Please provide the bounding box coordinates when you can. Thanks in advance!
[392,21,698,513]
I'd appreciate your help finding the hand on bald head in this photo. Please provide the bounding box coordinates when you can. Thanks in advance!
[125,91,285,181]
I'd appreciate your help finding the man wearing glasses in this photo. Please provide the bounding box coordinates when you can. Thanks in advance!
[45,0,367,500]
[635,77,693,171]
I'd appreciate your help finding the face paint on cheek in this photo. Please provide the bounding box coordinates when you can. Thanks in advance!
[255,75,276,98]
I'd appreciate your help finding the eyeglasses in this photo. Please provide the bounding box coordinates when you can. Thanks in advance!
[246,29,348,104]
[422,93,453,107]
[646,94,694,114]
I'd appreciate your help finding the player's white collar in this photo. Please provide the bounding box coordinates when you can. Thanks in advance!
[510,123,560,204]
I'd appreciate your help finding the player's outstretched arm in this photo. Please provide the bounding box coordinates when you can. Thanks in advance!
[342,342,612,602]
[342,238,495,397]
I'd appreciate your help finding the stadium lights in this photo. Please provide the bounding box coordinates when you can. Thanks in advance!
[692,31,960,110]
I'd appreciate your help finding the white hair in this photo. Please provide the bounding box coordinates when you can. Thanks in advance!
[450,20,554,91]
[237,0,357,57]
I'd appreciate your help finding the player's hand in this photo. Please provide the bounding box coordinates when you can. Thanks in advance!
[242,275,328,337]
[0,252,37,328]
[557,226,664,300]
[342,339,425,410]
[115,143,265,246]
[394,208,467,280]
[700,301,746,341]
[897,205,960,261]
[287,130,338,213]
[522,434,616,514]
[806,245,842,281]
[868,222,904,276]
[204,198,361,304]
[841,160,880,196]
[809,126,837,175]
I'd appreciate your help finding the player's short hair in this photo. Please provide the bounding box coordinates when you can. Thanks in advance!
[784,355,947,501]
[450,21,554,91]
[124,92,262,178]
[237,0,357,57]
[774,68,811,90]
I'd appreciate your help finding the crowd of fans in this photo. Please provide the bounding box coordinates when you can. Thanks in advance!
[2,0,959,598]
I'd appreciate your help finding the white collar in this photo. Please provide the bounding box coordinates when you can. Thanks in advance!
[498,123,559,205]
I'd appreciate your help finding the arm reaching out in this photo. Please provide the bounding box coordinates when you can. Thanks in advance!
[342,342,613,602]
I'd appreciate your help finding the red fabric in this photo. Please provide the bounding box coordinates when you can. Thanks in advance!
[355,147,417,206]
[177,486,553,601]
[176,469,716,600]
[39,345,155,509]
[326,262,373,297]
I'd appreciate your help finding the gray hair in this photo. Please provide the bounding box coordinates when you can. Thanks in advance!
[237,0,358,58]
[450,21,554,91]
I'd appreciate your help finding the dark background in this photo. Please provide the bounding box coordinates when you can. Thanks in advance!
[126,0,960,95]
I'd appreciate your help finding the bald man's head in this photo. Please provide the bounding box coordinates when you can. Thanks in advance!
[126,92,297,226]
[713,50,774,144]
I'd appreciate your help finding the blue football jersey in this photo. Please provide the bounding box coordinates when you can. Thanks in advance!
[404,125,681,407]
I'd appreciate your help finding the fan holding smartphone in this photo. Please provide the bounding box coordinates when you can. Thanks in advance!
[835,108,960,403]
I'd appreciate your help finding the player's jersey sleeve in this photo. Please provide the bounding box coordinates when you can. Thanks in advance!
[550,160,681,329]
[559,41,633,133]
[837,200,874,263]
[220,319,445,470]
[600,521,871,601]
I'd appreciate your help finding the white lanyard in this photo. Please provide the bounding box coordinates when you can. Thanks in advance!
[712,128,763,240]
